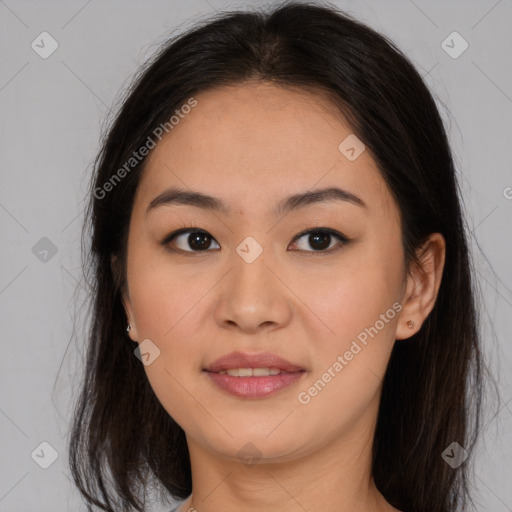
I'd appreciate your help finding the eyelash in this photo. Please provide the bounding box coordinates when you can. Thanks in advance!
[161,224,349,255]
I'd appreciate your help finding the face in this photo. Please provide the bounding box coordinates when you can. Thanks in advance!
[121,81,427,465]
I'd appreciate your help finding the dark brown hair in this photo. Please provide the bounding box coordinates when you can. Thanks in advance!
[69,2,488,511]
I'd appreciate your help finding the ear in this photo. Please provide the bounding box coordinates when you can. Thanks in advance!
[111,254,139,342]
[395,233,446,340]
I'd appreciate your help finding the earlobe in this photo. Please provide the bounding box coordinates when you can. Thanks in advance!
[122,294,138,342]
[126,323,138,342]
[111,253,139,342]
[395,233,446,340]
[124,310,139,342]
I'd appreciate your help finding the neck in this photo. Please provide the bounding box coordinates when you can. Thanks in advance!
[180,411,398,512]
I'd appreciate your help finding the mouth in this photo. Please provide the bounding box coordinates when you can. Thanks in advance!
[213,367,297,376]
[203,351,307,398]
[204,350,306,373]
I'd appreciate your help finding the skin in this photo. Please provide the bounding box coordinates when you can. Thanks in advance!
[120,81,446,512]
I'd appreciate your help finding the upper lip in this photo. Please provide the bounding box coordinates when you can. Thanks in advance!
[204,351,306,373]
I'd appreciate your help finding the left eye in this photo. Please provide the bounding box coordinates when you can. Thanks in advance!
[290,228,347,253]
[162,228,348,253]
[164,229,221,252]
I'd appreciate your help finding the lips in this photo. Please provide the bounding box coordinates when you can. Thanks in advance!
[203,351,305,374]
[203,351,307,398]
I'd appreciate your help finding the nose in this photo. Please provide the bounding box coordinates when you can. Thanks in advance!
[213,247,292,335]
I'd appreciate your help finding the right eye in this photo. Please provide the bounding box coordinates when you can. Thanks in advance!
[162,228,221,253]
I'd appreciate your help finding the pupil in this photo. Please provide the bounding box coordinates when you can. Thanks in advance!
[310,232,330,250]
[189,232,210,250]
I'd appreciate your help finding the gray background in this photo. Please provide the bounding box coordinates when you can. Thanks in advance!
[1,0,511,510]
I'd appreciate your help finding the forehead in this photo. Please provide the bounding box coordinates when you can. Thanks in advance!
[136,82,396,221]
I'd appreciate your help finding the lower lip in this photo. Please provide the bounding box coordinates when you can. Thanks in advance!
[204,370,306,398]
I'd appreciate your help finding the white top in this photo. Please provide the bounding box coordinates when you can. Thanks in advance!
[168,497,188,512]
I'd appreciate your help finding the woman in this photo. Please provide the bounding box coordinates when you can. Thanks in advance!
[69,2,486,511]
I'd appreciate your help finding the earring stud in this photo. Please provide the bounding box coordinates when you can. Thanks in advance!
[407,320,415,329]
[127,324,132,332]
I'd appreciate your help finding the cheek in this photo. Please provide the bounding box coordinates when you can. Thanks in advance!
[291,269,400,437]
[296,244,403,396]
[127,240,200,337]
[127,258,206,423]
[292,253,400,344]
[127,250,213,386]
[131,267,206,357]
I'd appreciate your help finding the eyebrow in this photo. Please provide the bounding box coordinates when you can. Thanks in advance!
[146,186,367,216]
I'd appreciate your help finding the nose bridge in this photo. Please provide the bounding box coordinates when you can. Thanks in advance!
[231,234,274,301]
[213,234,290,332]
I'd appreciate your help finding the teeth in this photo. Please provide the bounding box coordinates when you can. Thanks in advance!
[253,368,270,376]
[218,367,283,376]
